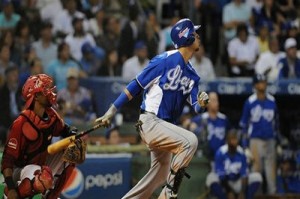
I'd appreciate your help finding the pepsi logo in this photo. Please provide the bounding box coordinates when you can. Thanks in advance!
[62,167,84,198]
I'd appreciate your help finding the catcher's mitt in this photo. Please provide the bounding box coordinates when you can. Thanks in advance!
[62,138,87,164]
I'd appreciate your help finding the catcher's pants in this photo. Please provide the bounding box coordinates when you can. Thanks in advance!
[249,138,276,194]
[5,151,68,198]
[122,112,198,199]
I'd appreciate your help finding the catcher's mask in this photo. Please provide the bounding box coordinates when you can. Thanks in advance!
[22,74,57,109]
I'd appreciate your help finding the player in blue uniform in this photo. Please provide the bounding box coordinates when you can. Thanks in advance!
[206,130,262,199]
[191,92,230,161]
[239,74,278,194]
[95,18,209,199]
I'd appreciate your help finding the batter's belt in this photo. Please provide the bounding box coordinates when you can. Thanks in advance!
[140,109,173,123]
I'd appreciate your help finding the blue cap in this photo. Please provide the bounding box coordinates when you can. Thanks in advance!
[170,18,201,49]
[81,42,94,54]
[253,74,267,84]
[134,41,146,50]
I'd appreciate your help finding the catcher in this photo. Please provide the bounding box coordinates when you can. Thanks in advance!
[1,74,86,199]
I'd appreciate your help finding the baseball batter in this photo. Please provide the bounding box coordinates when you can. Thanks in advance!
[96,18,209,199]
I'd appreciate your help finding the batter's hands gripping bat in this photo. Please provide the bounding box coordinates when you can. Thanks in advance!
[47,123,103,155]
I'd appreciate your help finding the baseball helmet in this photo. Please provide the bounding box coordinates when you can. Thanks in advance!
[170,18,201,49]
[22,74,57,109]
[253,74,267,84]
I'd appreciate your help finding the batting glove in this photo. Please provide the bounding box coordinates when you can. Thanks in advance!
[197,92,209,108]
[95,104,117,127]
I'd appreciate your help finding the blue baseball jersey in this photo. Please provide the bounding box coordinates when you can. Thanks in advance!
[277,174,300,194]
[215,145,248,181]
[239,93,277,139]
[192,112,230,156]
[136,50,200,123]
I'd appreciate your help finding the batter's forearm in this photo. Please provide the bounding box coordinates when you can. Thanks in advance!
[113,79,142,109]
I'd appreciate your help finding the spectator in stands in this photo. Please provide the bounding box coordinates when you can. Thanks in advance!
[222,0,252,42]
[277,0,298,21]
[105,126,130,146]
[105,126,121,145]
[14,20,34,67]
[0,30,21,65]
[96,16,120,53]
[98,48,121,76]
[145,11,160,59]
[278,38,300,79]
[253,0,286,37]
[0,65,23,145]
[32,21,57,70]
[195,0,225,66]
[189,44,216,82]
[255,36,285,81]
[57,68,96,125]
[46,42,84,90]
[20,45,38,73]
[190,92,230,162]
[0,44,16,87]
[88,9,105,37]
[80,42,102,76]
[37,0,63,25]
[158,16,180,53]
[0,0,20,32]
[65,15,96,61]
[118,3,144,64]
[206,130,262,199]
[122,41,149,81]
[53,0,88,37]
[256,22,270,53]
[284,22,300,50]
[81,0,104,18]
[228,24,260,76]
[245,0,263,12]
[240,74,278,194]
[19,58,44,86]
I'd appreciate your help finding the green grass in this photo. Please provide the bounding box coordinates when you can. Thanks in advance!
[0,184,41,199]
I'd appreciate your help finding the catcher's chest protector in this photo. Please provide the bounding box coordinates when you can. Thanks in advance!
[19,109,62,164]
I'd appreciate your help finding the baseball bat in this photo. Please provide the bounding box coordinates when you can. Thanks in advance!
[47,123,103,155]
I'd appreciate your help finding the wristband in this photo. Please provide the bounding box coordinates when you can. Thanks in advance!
[5,176,15,190]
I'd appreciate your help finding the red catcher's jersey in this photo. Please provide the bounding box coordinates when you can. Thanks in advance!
[1,108,65,171]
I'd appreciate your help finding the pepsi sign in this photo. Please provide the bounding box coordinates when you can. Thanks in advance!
[61,154,132,199]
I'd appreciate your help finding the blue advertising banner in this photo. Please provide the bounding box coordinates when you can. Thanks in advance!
[80,77,300,115]
[61,154,132,199]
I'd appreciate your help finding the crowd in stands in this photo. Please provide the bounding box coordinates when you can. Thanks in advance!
[0,0,300,198]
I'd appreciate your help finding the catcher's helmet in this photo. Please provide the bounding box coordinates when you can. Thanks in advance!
[171,18,201,49]
[22,74,57,109]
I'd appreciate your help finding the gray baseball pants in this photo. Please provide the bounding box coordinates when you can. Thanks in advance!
[250,138,276,194]
[122,112,198,199]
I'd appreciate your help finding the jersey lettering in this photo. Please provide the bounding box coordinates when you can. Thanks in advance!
[250,105,274,122]
[207,124,226,140]
[224,159,242,174]
[163,65,195,94]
